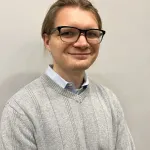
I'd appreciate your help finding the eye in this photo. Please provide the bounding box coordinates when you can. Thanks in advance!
[60,28,78,38]
[60,31,76,38]
[87,30,101,38]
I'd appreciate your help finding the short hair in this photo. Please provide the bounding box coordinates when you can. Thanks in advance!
[41,0,102,38]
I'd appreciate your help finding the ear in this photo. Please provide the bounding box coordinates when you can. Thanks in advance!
[42,34,51,52]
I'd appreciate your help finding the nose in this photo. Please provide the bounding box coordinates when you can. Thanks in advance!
[73,34,89,49]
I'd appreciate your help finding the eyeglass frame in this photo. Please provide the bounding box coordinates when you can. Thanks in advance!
[49,26,106,44]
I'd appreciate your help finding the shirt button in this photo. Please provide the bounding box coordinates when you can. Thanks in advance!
[68,83,73,87]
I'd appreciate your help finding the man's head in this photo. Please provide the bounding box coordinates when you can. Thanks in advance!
[41,0,102,37]
[42,0,105,76]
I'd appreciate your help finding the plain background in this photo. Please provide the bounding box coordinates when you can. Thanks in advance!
[0,0,150,149]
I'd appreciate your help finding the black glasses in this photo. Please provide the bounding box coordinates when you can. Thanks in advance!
[50,26,106,44]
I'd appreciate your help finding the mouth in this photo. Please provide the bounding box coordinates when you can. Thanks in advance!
[68,53,91,55]
[67,52,91,60]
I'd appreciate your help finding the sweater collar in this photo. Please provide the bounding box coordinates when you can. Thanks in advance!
[45,65,89,91]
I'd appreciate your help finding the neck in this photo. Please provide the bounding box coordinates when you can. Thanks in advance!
[53,65,85,89]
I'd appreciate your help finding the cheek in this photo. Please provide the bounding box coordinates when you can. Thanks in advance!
[48,39,60,53]
[92,45,100,54]
[49,42,69,58]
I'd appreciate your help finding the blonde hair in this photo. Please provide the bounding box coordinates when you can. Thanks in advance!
[41,0,102,38]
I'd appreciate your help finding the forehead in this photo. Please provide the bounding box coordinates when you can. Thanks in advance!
[54,6,99,29]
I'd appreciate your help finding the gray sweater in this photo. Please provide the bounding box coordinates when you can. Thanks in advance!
[0,74,135,150]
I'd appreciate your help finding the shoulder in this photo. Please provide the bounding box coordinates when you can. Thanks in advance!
[89,78,118,102]
[3,75,44,115]
[89,78,124,118]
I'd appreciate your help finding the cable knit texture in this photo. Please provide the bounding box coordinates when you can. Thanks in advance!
[0,74,135,150]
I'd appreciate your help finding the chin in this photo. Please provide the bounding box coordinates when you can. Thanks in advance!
[71,62,93,71]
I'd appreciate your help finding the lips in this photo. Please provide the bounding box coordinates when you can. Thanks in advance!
[68,52,91,55]
[67,52,91,60]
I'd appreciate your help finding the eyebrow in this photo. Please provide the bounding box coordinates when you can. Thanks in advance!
[54,25,100,30]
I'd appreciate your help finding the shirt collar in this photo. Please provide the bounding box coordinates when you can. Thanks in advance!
[45,65,89,89]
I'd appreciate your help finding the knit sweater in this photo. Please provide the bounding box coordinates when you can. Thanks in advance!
[0,74,135,150]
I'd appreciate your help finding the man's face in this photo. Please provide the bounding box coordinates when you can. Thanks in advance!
[44,6,100,73]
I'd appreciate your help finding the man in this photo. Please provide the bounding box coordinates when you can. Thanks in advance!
[0,0,135,149]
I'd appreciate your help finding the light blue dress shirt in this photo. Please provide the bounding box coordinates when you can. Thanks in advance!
[45,65,89,94]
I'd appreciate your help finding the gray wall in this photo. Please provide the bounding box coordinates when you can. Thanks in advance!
[0,0,149,149]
